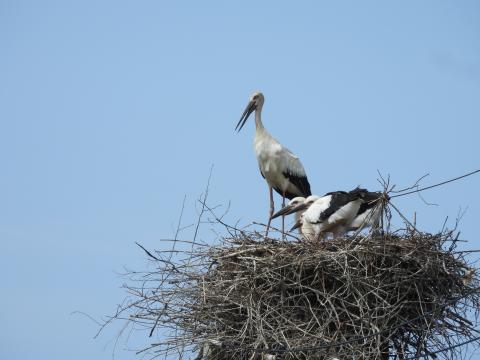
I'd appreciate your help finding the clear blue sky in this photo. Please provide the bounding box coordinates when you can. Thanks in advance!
[1,1,479,359]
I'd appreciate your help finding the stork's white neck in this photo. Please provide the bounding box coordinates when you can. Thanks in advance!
[254,106,265,132]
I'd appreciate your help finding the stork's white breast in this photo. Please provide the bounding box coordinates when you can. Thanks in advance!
[253,135,288,187]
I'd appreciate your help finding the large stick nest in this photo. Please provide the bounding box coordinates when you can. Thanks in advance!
[115,227,480,360]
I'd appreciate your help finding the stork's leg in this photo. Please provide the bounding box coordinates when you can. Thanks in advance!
[266,185,274,238]
[281,194,286,240]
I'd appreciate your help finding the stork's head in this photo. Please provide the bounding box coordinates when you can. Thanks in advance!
[288,194,318,211]
[304,195,320,205]
[287,195,320,231]
[271,196,314,219]
[271,197,305,219]
[249,91,265,106]
[235,91,265,132]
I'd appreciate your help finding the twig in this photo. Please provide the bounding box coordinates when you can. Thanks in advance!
[391,169,480,199]
[135,242,160,261]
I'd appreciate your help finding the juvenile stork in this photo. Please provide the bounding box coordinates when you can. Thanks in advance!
[274,195,320,235]
[235,91,311,236]
[272,188,370,240]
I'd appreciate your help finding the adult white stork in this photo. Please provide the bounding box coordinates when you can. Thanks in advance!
[272,188,370,240]
[235,91,311,236]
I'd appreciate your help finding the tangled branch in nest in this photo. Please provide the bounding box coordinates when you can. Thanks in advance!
[107,225,480,360]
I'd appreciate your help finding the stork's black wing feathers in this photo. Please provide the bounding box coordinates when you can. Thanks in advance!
[319,188,368,221]
[356,191,383,215]
[282,170,312,199]
[318,192,352,221]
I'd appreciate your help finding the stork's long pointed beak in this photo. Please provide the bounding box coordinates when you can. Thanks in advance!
[235,100,256,132]
[272,203,308,219]
[290,219,302,231]
[271,205,294,219]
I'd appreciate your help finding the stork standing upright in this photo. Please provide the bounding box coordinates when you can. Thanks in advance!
[236,91,311,236]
